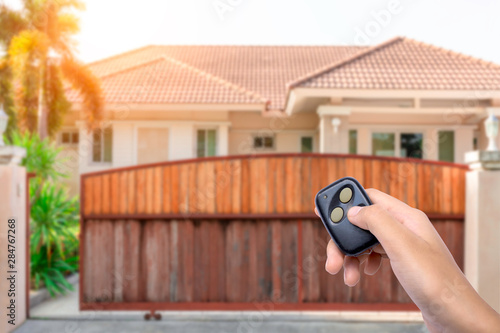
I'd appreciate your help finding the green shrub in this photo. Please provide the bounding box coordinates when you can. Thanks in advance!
[7,131,79,296]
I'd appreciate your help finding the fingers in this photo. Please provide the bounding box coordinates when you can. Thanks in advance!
[347,204,417,257]
[325,240,344,274]
[364,252,382,275]
[344,256,361,287]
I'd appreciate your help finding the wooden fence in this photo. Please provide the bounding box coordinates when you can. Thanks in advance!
[80,153,467,312]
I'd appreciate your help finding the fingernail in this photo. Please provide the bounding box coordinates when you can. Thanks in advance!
[348,206,363,217]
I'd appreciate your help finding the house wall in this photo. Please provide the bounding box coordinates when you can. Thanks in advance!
[228,112,319,155]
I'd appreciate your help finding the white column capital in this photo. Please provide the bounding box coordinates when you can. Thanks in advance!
[0,146,26,165]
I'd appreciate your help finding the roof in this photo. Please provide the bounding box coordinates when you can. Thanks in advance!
[70,45,364,109]
[291,37,500,90]
[70,38,500,110]
[88,56,268,104]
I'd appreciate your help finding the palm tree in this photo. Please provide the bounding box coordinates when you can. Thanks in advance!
[0,0,103,139]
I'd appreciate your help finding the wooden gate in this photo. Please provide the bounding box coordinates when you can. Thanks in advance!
[79,153,466,311]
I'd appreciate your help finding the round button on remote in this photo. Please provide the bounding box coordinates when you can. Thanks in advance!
[339,187,353,203]
[330,207,344,223]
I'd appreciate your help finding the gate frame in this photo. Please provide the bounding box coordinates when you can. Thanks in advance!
[79,153,467,313]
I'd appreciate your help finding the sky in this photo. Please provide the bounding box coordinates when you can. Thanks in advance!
[2,0,500,64]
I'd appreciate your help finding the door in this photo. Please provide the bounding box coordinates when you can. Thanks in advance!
[137,128,169,164]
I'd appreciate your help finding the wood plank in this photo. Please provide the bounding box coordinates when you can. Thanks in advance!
[98,220,114,301]
[225,221,242,301]
[205,162,216,214]
[119,172,128,214]
[194,221,210,302]
[267,159,277,213]
[240,221,251,301]
[179,220,194,301]
[158,221,170,301]
[451,168,465,214]
[110,173,119,214]
[388,161,399,199]
[112,221,124,302]
[141,222,156,301]
[433,166,443,214]
[179,164,190,214]
[301,158,312,212]
[231,160,242,213]
[93,176,102,214]
[442,166,452,214]
[153,167,163,214]
[170,166,180,214]
[188,163,198,213]
[208,221,226,301]
[136,170,146,214]
[257,158,268,213]
[241,159,250,213]
[127,171,136,214]
[271,221,282,302]
[280,221,299,303]
[255,221,272,301]
[123,220,141,301]
[162,166,172,213]
[83,177,94,216]
[285,158,295,213]
[169,221,179,301]
[327,158,338,184]
[406,163,417,208]
[215,161,226,214]
[145,168,154,214]
[301,220,320,302]
[275,158,285,213]
[83,220,94,301]
[249,158,259,214]
[101,174,111,214]
[221,161,232,214]
[196,163,207,213]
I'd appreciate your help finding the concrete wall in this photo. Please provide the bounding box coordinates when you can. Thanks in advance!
[0,163,27,333]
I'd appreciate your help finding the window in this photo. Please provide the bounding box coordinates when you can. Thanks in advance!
[372,132,423,159]
[301,136,313,153]
[253,135,274,150]
[372,133,395,157]
[438,131,454,162]
[60,130,79,145]
[400,133,423,159]
[92,127,112,163]
[349,130,357,154]
[197,129,217,157]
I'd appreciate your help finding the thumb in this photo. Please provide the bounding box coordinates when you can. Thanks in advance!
[347,204,417,256]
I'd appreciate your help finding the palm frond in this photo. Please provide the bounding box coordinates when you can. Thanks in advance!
[60,56,103,130]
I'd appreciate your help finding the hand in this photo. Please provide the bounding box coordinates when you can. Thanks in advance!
[316,188,500,333]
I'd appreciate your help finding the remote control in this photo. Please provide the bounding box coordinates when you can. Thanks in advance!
[314,177,379,256]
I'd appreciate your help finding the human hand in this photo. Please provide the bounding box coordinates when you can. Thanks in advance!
[316,188,500,333]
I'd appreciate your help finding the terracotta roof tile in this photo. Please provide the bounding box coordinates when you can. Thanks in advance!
[70,38,500,110]
[293,37,500,91]
[74,45,364,109]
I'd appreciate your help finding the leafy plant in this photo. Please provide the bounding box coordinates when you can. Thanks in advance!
[30,181,79,261]
[7,130,65,181]
[7,131,79,296]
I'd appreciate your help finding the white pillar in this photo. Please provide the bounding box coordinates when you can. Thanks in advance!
[0,146,27,333]
[464,150,500,313]
[317,105,350,154]
[218,124,229,156]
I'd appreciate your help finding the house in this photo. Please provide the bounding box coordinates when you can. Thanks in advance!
[60,37,500,195]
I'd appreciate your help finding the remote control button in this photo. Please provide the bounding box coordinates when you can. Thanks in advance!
[330,207,344,223]
[339,187,353,203]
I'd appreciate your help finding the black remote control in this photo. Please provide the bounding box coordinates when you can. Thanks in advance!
[315,177,379,256]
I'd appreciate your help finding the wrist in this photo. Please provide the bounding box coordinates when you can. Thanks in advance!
[421,275,500,332]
